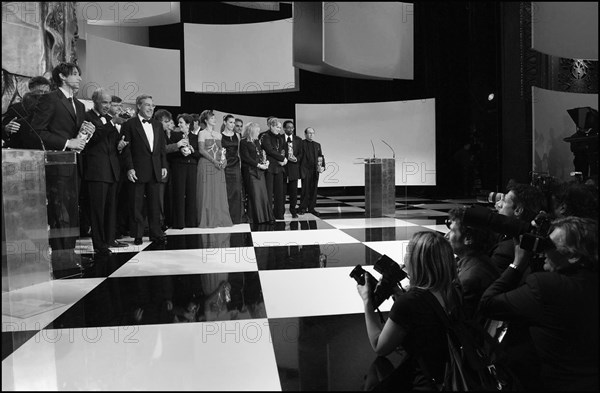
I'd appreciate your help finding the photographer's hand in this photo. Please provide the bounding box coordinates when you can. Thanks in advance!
[357,271,374,306]
[511,237,532,273]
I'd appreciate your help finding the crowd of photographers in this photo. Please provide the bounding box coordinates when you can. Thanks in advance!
[356,175,598,391]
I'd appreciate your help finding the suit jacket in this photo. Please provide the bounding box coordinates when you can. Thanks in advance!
[283,134,303,181]
[168,132,200,165]
[260,131,286,174]
[240,139,263,179]
[30,89,85,150]
[121,116,167,183]
[300,139,324,179]
[83,110,120,183]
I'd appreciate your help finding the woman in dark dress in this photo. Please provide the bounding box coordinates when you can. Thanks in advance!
[169,114,200,228]
[239,122,274,225]
[220,114,243,224]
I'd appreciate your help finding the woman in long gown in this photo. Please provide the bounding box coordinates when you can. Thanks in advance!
[220,114,243,224]
[239,122,274,225]
[196,110,233,228]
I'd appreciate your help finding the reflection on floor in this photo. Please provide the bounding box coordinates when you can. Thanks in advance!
[2,195,478,391]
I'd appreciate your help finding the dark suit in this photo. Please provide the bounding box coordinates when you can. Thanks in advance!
[168,132,200,228]
[260,130,287,218]
[121,116,167,240]
[84,109,121,251]
[299,139,324,212]
[30,88,86,266]
[283,134,303,214]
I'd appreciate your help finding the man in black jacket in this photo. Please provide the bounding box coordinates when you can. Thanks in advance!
[84,88,127,254]
[121,94,168,245]
[282,120,303,218]
[299,127,324,217]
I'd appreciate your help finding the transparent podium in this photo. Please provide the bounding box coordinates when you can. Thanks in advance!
[2,149,80,292]
[363,158,396,217]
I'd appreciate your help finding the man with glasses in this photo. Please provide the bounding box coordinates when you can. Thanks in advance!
[282,120,303,218]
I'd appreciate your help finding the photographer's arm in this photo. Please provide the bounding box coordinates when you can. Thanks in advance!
[478,244,542,322]
[358,274,407,356]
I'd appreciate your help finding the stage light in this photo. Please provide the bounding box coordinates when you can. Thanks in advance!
[488,93,495,101]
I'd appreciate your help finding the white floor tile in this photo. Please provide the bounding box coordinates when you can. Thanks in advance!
[259,267,393,319]
[251,229,361,247]
[2,321,281,391]
[165,224,251,236]
[111,248,258,277]
[323,218,417,229]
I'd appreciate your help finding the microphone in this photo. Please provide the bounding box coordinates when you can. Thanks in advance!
[371,140,375,158]
[381,140,395,159]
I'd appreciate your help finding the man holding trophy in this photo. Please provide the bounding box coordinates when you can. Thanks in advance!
[299,127,325,217]
[282,120,303,218]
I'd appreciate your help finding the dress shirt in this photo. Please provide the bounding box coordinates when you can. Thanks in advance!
[138,114,154,152]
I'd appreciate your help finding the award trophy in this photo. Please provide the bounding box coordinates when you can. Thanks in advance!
[317,155,324,171]
[74,121,94,154]
[181,133,191,155]
[260,150,268,166]
[220,147,227,166]
[287,141,296,161]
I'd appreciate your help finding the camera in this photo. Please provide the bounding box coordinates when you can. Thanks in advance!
[350,255,407,310]
[463,205,554,253]
[476,190,505,205]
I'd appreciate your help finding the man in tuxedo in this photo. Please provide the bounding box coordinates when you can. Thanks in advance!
[261,117,287,220]
[299,127,325,217]
[30,62,95,269]
[84,88,127,254]
[282,120,303,218]
[109,95,131,239]
[121,94,168,245]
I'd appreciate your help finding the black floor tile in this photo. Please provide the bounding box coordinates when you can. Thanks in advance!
[255,243,381,270]
[251,220,334,231]
[45,272,265,329]
[144,232,253,250]
[269,313,407,391]
[341,226,436,242]
[56,252,140,279]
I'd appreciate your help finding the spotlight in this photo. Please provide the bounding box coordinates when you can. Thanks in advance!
[487,93,495,101]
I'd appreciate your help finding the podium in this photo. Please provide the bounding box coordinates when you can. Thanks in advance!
[363,158,395,217]
[2,149,79,292]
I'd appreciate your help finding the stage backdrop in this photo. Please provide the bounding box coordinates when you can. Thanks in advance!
[212,110,292,134]
[296,99,436,187]
[532,86,598,182]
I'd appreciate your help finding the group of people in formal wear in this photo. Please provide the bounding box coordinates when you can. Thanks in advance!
[1,62,326,254]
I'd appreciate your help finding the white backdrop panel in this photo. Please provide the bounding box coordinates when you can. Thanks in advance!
[323,2,414,80]
[184,21,296,93]
[84,35,180,106]
[296,99,436,187]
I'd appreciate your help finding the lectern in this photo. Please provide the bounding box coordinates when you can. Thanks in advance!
[364,158,395,217]
[2,149,79,292]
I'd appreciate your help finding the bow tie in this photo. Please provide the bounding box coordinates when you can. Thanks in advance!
[142,119,151,124]
[287,137,292,143]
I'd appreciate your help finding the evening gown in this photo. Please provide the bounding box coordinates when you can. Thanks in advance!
[240,139,275,224]
[196,130,233,228]
[221,132,243,224]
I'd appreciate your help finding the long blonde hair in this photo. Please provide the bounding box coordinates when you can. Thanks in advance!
[405,231,461,312]
[243,122,261,141]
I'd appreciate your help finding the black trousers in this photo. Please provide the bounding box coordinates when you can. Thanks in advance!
[300,171,319,211]
[285,179,299,213]
[130,180,162,239]
[170,162,198,228]
[88,181,117,250]
[265,170,285,219]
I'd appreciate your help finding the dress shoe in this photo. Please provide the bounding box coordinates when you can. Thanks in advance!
[134,238,143,245]
[291,212,298,218]
[151,237,167,245]
[275,216,285,221]
[298,209,306,215]
[309,210,320,217]
[94,248,112,255]
[108,240,128,248]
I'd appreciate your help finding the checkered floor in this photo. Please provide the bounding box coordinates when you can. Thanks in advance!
[2,195,478,390]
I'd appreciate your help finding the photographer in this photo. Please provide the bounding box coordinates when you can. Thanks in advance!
[551,180,598,220]
[445,207,499,322]
[479,217,598,391]
[356,231,461,390]
[490,183,545,273]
